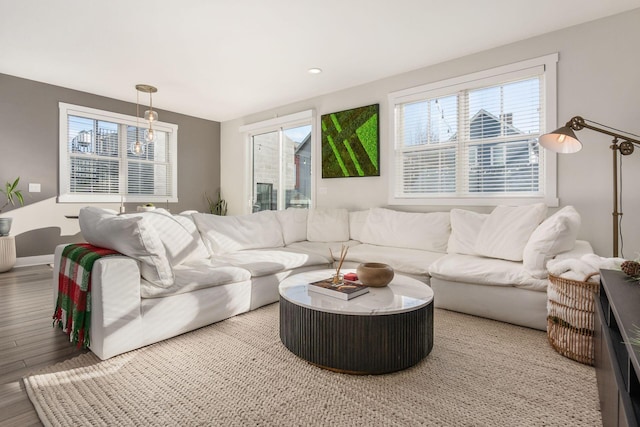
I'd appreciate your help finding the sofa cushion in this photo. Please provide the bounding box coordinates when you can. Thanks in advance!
[122,209,210,266]
[307,208,350,242]
[474,203,547,262]
[359,208,450,253]
[522,206,581,279]
[447,209,488,255]
[276,208,308,245]
[429,253,548,291]
[173,214,210,260]
[345,243,444,276]
[141,259,251,298]
[349,210,369,241]
[78,207,174,287]
[286,240,360,262]
[215,248,329,277]
[193,211,284,255]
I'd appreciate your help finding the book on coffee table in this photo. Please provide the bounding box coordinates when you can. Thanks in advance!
[307,278,369,300]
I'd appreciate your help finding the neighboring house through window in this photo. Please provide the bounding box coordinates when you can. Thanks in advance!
[58,103,178,203]
[388,54,558,206]
[240,110,313,213]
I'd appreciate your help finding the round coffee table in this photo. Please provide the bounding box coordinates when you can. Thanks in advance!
[279,269,434,374]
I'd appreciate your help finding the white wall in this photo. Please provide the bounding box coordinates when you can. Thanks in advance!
[221,9,640,258]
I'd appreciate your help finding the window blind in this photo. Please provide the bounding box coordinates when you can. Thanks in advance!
[59,103,178,203]
[67,116,121,194]
[125,126,172,197]
[462,77,543,195]
[394,75,544,198]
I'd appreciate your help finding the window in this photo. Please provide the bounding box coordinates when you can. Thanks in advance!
[59,103,178,203]
[388,54,558,206]
[240,110,313,213]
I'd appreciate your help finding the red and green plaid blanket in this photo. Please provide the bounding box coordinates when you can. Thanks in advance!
[53,243,119,349]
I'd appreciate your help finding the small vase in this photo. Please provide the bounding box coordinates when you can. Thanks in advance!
[0,218,13,236]
[331,273,344,285]
[357,263,394,287]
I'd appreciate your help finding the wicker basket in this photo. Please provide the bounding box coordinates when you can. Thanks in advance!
[547,272,600,365]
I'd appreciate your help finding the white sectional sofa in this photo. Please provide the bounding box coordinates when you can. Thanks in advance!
[53,203,591,360]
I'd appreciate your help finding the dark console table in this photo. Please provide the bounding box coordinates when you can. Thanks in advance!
[596,269,640,427]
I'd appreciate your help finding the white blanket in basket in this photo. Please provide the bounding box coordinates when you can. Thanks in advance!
[547,254,625,282]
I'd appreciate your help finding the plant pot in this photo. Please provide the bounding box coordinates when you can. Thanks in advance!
[356,262,394,287]
[0,217,12,236]
[0,235,16,273]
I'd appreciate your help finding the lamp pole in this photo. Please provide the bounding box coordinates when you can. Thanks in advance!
[610,139,621,257]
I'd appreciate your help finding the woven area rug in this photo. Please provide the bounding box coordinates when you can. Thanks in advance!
[24,304,601,426]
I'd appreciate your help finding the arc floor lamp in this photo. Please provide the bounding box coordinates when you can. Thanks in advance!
[539,116,640,257]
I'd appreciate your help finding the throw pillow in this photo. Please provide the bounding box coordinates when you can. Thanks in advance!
[522,206,581,278]
[193,210,284,255]
[359,207,451,252]
[447,209,488,255]
[474,203,547,262]
[78,207,174,287]
[349,210,370,242]
[306,208,350,242]
[276,208,308,245]
[122,209,210,266]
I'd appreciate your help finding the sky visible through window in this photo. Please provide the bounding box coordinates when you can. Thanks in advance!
[403,77,539,146]
[283,125,311,145]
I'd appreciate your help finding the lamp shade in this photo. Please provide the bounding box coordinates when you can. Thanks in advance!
[539,126,582,154]
[144,110,158,122]
[129,140,146,155]
[144,128,156,142]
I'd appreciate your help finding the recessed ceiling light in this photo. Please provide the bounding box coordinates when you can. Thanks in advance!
[308,68,323,74]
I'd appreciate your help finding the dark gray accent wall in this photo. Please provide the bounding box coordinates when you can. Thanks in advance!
[0,73,220,257]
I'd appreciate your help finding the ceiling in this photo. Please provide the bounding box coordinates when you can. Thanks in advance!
[1,1,639,122]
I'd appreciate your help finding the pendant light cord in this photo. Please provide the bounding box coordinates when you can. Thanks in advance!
[136,90,140,141]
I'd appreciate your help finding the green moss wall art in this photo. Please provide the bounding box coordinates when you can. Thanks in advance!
[321,104,379,178]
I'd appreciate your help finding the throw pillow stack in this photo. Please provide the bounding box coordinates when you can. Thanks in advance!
[447,203,581,278]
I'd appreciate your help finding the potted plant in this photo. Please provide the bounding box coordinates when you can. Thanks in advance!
[205,190,227,216]
[0,177,25,236]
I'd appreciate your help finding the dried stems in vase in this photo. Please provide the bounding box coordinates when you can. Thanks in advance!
[330,245,349,284]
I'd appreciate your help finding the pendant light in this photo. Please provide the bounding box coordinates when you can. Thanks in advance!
[135,84,158,143]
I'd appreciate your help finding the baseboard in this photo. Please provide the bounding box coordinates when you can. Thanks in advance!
[15,254,54,268]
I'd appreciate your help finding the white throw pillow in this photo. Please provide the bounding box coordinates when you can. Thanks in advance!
[193,210,284,255]
[447,209,488,255]
[522,206,581,278]
[349,210,370,242]
[359,208,451,253]
[276,208,308,245]
[78,207,174,287]
[474,203,547,262]
[307,208,350,242]
[121,209,210,266]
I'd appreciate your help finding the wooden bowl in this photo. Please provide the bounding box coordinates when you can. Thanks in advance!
[356,263,394,287]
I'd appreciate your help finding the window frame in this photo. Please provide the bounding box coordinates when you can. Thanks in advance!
[239,110,314,214]
[58,102,179,203]
[387,54,558,207]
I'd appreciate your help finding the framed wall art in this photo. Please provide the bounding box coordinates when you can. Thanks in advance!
[321,103,379,178]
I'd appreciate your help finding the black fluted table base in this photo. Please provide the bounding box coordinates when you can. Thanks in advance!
[279,296,433,375]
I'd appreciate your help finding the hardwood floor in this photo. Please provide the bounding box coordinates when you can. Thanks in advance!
[0,265,87,426]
